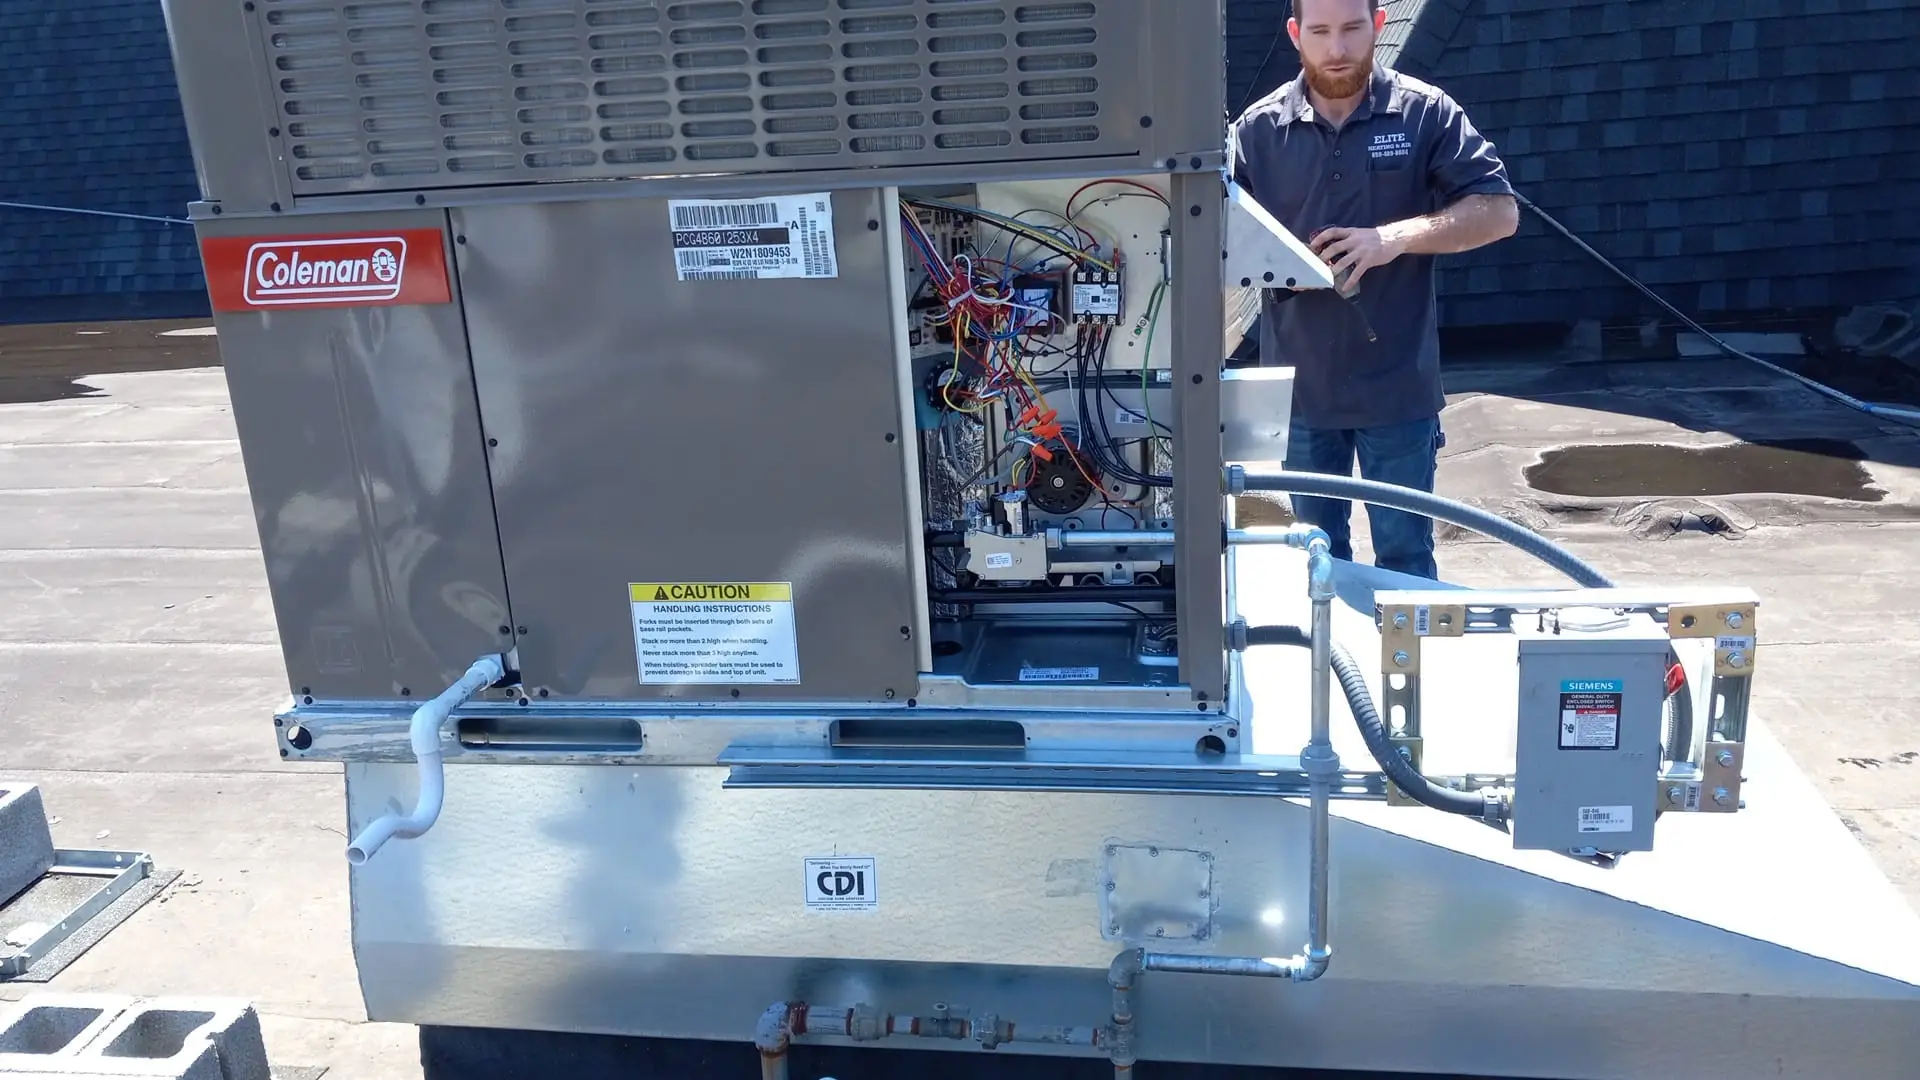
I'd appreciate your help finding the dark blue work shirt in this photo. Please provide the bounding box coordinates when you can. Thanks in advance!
[1230,68,1513,429]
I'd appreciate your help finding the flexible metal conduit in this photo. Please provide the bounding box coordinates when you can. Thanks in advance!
[1105,529,1340,1079]
[1228,466,1615,589]
[345,654,506,865]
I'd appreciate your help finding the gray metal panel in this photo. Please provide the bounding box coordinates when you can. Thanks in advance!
[1512,619,1668,852]
[160,1,290,213]
[1169,171,1227,702]
[454,190,920,702]
[217,0,1221,200]
[344,760,1920,1077]
[198,209,515,699]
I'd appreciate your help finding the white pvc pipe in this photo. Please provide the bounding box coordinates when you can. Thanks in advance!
[345,654,507,865]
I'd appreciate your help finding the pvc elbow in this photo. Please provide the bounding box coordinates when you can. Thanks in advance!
[345,751,444,865]
[344,654,505,865]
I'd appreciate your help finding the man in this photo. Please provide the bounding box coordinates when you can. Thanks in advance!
[1229,0,1518,580]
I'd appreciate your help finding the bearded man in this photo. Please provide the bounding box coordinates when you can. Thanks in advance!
[1229,0,1519,580]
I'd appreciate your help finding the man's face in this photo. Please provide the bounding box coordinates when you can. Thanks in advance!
[1289,0,1385,100]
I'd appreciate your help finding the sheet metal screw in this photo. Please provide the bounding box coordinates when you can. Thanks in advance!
[1725,612,1744,629]
[1393,650,1410,667]
[1713,787,1731,805]
[1716,749,1735,768]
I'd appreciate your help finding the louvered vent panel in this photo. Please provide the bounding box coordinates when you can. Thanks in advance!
[257,0,1146,194]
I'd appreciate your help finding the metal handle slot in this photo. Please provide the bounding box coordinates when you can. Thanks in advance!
[830,717,1026,751]
[456,716,644,753]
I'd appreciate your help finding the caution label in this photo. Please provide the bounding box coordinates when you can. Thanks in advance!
[1558,678,1622,750]
[630,581,800,685]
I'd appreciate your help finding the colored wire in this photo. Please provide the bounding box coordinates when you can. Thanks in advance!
[1066,179,1171,220]
[904,197,1118,272]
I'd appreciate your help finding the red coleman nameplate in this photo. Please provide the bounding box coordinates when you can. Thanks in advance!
[201,229,453,312]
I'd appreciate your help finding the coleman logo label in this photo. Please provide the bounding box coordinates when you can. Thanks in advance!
[201,228,453,312]
[247,237,404,304]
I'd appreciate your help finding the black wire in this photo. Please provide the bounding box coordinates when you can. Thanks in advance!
[1234,8,1292,117]
[1087,329,1172,488]
[901,199,1096,266]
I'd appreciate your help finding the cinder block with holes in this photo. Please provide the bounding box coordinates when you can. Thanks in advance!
[0,994,268,1080]
[0,783,56,906]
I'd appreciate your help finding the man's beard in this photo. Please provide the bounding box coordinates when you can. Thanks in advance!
[1302,53,1372,100]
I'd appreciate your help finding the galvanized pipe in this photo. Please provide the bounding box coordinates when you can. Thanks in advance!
[1105,534,1338,1078]
[1044,525,1327,549]
[756,999,1100,1070]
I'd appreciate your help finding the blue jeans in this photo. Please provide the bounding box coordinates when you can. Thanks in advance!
[1282,415,1444,580]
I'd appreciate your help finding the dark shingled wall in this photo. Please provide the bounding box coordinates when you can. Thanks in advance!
[1227,0,1920,328]
[0,1,207,323]
[1,2,1913,329]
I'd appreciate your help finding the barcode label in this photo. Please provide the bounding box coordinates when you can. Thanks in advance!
[1577,805,1633,834]
[668,194,837,282]
[672,201,780,229]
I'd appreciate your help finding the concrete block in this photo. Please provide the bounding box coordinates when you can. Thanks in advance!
[0,995,266,1080]
[0,784,56,906]
[0,995,122,1057]
[86,1000,266,1080]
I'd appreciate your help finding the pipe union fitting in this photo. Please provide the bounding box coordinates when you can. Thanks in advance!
[1298,743,1343,779]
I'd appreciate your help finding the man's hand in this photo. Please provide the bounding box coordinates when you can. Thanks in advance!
[1310,226,1408,293]
[1310,196,1520,293]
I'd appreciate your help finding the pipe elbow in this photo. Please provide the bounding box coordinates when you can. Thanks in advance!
[755,1002,796,1056]
[1107,948,1145,990]
[1291,947,1332,983]
[344,653,506,866]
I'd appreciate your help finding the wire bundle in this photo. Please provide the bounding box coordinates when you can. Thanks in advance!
[899,185,1174,514]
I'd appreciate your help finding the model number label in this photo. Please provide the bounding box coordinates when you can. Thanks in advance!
[672,228,794,248]
[668,194,838,281]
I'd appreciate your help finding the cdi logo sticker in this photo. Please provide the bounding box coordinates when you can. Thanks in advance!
[804,856,878,911]
[200,228,453,312]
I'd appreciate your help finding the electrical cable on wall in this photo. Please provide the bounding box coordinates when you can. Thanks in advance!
[0,200,192,226]
[1518,192,1920,428]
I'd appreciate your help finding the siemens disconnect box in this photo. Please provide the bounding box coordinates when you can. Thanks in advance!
[1513,616,1669,852]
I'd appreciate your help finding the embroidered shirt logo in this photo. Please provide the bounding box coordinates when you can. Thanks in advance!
[1370,131,1412,161]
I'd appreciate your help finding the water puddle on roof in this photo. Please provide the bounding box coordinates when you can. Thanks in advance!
[1526,439,1883,502]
